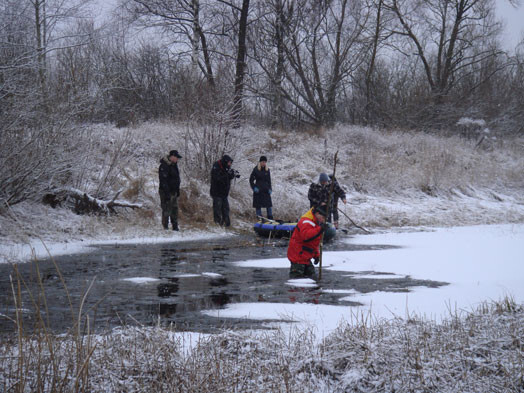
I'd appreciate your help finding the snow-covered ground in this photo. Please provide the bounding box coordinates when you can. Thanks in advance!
[1,122,524,265]
[0,227,233,264]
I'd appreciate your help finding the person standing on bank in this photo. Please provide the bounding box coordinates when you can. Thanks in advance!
[249,155,273,219]
[210,154,239,227]
[159,150,182,231]
[287,205,328,278]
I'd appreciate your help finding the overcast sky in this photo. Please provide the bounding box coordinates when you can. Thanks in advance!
[496,1,524,50]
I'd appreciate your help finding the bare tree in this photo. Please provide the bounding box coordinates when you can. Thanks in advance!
[248,0,296,128]
[229,0,250,125]
[0,0,99,208]
[257,0,369,127]
[383,0,504,123]
[127,0,215,86]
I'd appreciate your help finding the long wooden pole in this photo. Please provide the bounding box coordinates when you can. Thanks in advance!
[318,150,338,280]
[337,207,371,233]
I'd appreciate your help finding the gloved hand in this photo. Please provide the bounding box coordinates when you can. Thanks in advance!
[253,186,259,193]
[320,223,329,232]
[268,189,272,195]
[313,257,319,265]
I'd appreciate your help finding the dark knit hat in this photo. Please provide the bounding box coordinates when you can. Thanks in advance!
[259,155,267,162]
[319,173,329,183]
[313,205,328,217]
[222,154,233,164]
[169,150,182,158]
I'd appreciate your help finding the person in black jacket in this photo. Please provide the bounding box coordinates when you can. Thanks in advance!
[159,150,182,230]
[249,156,273,219]
[210,154,238,227]
[308,173,347,228]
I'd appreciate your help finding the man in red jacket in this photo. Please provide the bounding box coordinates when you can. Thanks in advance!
[287,205,327,278]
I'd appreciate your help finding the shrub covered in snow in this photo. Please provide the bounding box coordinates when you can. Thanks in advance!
[1,300,522,392]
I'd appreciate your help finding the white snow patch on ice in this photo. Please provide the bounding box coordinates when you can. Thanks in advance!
[202,272,223,278]
[122,277,160,284]
[233,257,288,268]
[172,274,200,278]
[202,302,352,334]
[322,289,360,294]
[347,273,406,279]
[286,278,318,288]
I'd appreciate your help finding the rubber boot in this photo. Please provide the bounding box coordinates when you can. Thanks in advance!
[172,221,179,231]
[162,216,169,230]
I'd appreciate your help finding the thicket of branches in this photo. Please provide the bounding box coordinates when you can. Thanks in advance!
[1,0,524,208]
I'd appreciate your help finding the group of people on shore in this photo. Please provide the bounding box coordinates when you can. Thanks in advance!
[158,150,276,231]
[158,149,346,277]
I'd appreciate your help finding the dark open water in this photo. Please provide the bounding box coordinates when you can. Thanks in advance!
[0,234,446,335]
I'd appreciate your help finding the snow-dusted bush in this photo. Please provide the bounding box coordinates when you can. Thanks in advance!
[0,121,83,208]
[1,299,522,392]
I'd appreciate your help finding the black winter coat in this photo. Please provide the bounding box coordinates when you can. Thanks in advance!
[249,165,272,208]
[210,160,235,198]
[308,176,345,207]
[159,156,181,195]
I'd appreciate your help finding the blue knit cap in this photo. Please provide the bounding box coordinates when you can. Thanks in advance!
[319,173,329,183]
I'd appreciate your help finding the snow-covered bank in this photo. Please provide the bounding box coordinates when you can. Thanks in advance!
[0,228,234,265]
[1,122,524,263]
[2,187,524,264]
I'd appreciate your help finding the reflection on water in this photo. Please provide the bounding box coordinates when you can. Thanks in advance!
[0,235,446,335]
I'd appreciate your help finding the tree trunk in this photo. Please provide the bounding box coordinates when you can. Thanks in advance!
[232,0,250,126]
[271,0,286,128]
[365,0,382,124]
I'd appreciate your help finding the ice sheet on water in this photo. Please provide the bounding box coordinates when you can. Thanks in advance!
[286,278,318,288]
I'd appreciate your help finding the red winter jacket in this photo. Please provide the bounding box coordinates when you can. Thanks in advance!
[287,208,323,265]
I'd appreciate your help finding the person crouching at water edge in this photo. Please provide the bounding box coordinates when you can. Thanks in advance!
[287,205,328,278]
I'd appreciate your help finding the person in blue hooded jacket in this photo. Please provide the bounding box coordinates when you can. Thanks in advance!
[249,156,273,219]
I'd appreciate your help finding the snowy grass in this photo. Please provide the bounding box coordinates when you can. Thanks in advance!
[1,299,522,392]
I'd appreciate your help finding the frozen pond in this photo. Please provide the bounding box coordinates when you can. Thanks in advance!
[1,224,522,337]
[208,224,524,337]
[0,234,445,335]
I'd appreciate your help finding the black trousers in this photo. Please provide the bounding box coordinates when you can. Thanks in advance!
[212,196,230,227]
[159,189,178,228]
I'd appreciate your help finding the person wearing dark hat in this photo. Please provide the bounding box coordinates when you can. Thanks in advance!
[249,155,273,219]
[308,172,347,228]
[159,150,182,230]
[210,154,239,227]
[287,205,328,278]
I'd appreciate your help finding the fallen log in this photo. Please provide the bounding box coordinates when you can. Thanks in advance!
[43,188,143,215]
